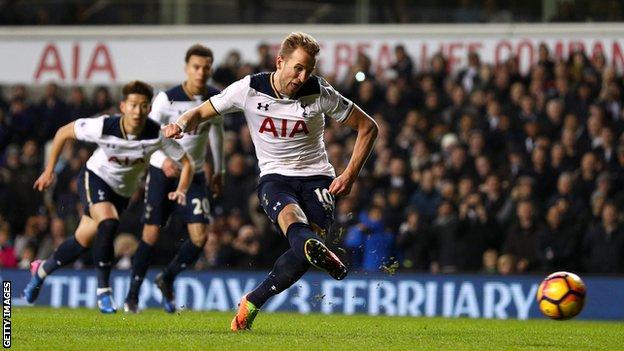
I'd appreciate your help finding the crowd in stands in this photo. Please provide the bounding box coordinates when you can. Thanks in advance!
[1,43,624,275]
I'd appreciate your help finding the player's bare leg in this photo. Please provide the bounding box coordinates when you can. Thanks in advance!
[23,215,97,303]
[156,222,207,313]
[124,224,160,313]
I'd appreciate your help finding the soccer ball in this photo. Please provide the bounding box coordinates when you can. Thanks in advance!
[536,271,586,320]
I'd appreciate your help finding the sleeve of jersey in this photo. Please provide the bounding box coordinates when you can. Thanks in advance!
[160,136,186,161]
[208,76,250,115]
[319,78,355,123]
[73,116,104,143]
[148,91,170,124]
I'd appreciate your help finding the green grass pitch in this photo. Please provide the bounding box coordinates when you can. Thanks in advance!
[10,307,624,350]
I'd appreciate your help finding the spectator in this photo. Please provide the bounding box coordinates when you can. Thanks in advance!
[539,205,580,271]
[231,225,260,269]
[456,192,497,271]
[502,200,541,272]
[497,254,516,275]
[396,207,431,271]
[67,86,93,121]
[91,85,114,115]
[408,168,441,223]
[254,42,275,73]
[222,153,254,217]
[37,82,67,143]
[430,200,459,273]
[37,217,67,259]
[391,44,414,82]
[582,202,624,273]
[481,248,498,274]
[344,206,395,272]
[0,221,17,268]
[113,233,138,270]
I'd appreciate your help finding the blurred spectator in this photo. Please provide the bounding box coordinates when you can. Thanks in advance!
[231,225,261,268]
[37,217,67,259]
[539,205,580,271]
[497,254,515,275]
[114,233,139,270]
[391,44,414,83]
[456,192,498,271]
[37,82,67,143]
[430,200,459,273]
[222,154,255,217]
[67,86,93,120]
[481,248,498,274]
[13,215,41,258]
[408,168,441,223]
[582,202,624,273]
[456,52,482,93]
[0,221,17,268]
[254,42,276,73]
[0,109,10,151]
[213,50,242,88]
[18,242,37,269]
[396,207,431,271]
[502,200,541,272]
[8,95,37,145]
[91,86,115,115]
[344,206,395,272]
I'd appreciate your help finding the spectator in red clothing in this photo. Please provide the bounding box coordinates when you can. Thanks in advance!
[0,221,17,268]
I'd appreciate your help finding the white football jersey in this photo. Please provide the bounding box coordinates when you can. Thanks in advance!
[209,73,354,177]
[74,115,186,197]
[149,84,223,173]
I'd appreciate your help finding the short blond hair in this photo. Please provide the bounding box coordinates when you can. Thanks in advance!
[279,32,320,59]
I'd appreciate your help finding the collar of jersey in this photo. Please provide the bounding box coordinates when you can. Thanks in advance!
[270,72,284,99]
[182,81,207,100]
[118,116,128,139]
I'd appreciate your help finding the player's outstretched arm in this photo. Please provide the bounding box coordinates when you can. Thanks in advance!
[33,122,77,191]
[329,106,378,197]
[168,153,195,205]
[163,99,219,139]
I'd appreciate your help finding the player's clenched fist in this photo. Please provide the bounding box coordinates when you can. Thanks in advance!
[328,173,355,197]
[162,123,183,139]
[33,170,55,191]
[168,190,187,205]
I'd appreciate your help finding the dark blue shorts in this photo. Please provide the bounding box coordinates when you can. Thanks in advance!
[142,165,211,226]
[77,168,130,217]
[257,174,335,238]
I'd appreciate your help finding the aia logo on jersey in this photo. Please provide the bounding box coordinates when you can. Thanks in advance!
[108,156,145,166]
[259,117,309,138]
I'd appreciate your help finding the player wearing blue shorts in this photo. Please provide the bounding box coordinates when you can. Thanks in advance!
[23,81,194,314]
[123,45,224,313]
[163,32,378,330]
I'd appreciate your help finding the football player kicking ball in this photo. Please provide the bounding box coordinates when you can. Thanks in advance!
[23,81,194,314]
[163,32,378,330]
[123,44,224,314]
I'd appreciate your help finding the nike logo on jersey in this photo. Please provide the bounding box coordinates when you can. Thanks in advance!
[258,117,309,138]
